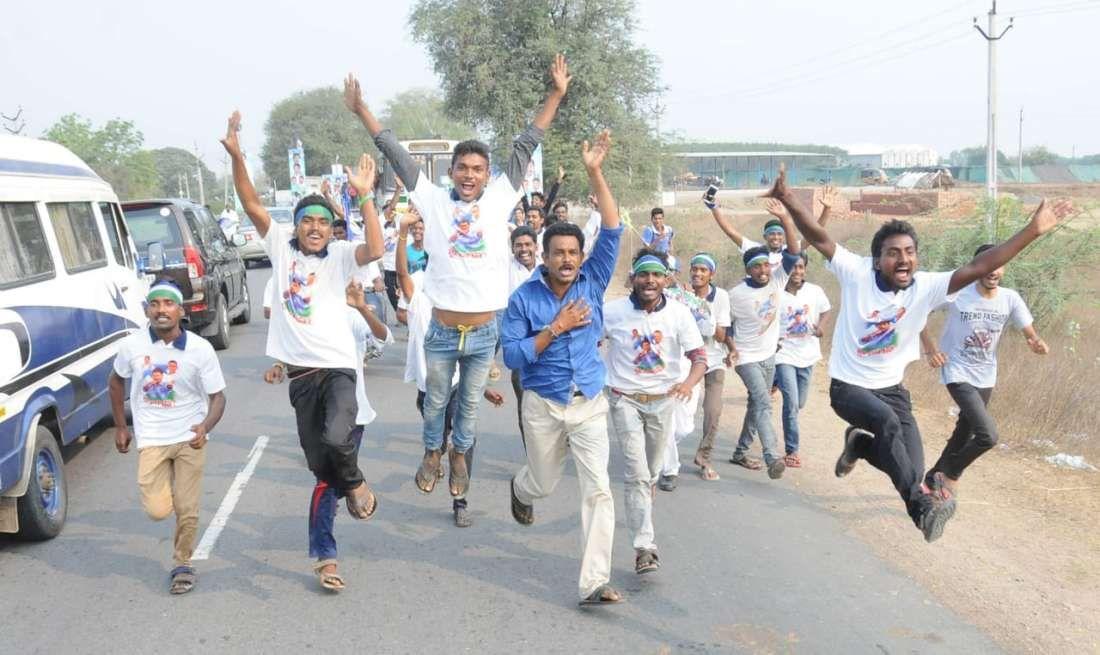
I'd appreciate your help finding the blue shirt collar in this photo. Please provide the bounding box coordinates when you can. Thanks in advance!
[744,276,767,289]
[629,291,667,312]
[705,283,717,302]
[148,326,187,350]
[289,238,329,258]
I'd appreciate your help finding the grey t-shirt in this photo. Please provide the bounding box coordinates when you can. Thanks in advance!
[937,283,1032,388]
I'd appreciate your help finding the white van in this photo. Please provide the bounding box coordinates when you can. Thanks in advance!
[0,135,148,540]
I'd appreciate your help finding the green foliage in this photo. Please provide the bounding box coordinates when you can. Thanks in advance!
[149,147,217,202]
[379,88,477,141]
[948,145,1010,167]
[42,114,158,200]
[409,0,664,205]
[1021,145,1063,166]
[673,142,847,156]
[918,197,1099,325]
[260,87,378,186]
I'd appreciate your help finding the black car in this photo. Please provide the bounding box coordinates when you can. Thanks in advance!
[121,198,251,350]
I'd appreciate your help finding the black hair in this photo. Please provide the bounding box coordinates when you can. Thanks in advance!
[450,140,491,167]
[332,219,348,230]
[510,225,537,245]
[763,218,783,231]
[742,245,771,268]
[530,191,545,201]
[552,200,569,211]
[526,206,546,219]
[632,247,669,268]
[870,219,919,259]
[650,207,664,218]
[544,215,562,229]
[543,221,585,256]
[293,193,336,219]
[974,243,995,257]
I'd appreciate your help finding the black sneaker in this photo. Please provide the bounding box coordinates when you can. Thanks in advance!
[835,427,870,478]
[919,494,957,543]
[635,549,660,574]
[657,474,678,491]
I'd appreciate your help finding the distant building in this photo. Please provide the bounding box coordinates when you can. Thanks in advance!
[844,143,939,169]
[673,151,841,188]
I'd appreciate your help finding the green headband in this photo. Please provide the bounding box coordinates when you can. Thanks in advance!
[147,286,183,305]
[294,204,334,225]
[745,254,770,268]
[632,255,668,275]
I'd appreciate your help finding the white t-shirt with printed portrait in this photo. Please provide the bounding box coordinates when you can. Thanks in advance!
[602,297,705,394]
[399,270,460,393]
[410,171,520,312]
[381,215,398,272]
[262,223,361,369]
[937,284,1032,389]
[701,285,732,371]
[826,244,955,388]
[350,310,393,426]
[113,330,226,449]
[776,282,832,368]
[727,264,792,365]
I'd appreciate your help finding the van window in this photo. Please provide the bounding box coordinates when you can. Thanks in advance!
[98,202,128,266]
[125,205,184,251]
[0,202,55,288]
[47,202,107,273]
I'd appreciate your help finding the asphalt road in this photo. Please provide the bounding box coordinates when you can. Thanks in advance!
[0,267,999,654]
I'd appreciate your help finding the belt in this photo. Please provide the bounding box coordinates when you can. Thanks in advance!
[572,390,585,397]
[612,388,667,403]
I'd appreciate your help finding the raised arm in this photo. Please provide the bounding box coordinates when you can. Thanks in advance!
[765,198,800,257]
[582,130,618,229]
[344,74,422,191]
[504,54,571,190]
[544,165,565,208]
[703,198,747,248]
[766,165,836,260]
[817,185,838,227]
[219,111,272,238]
[344,153,384,266]
[395,212,418,301]
[384,180,403,222]
[948,198,1073,294]
[322,180,345,220]
[346,280,389,340]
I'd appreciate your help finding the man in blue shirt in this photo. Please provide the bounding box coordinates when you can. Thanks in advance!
[502,130,624,606]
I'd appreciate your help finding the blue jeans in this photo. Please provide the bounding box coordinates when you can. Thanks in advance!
[733,357,781,465]
[422,317,498,453]
[308,426,363,560]
[774,363,814,455]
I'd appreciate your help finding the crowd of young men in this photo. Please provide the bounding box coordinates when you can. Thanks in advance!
[108,54,1073,601]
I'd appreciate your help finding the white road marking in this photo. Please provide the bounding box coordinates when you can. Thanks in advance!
[192,435,269,561]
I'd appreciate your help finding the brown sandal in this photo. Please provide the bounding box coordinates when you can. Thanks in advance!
[313,559,345,592]
[694,455,720,481]
[415,449,442,493]
[729,453,763,470]
[346,483,378,520]
[448,447,469,497]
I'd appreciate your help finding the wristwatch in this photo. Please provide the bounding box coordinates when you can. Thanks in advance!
[541,323,561,338]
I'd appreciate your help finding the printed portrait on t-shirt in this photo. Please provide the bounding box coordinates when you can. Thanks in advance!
[783,303,812,338]
[754,294,778,334]
[448,203,486,257]
[631,329,666,374]
[667,286,711,330]
[284,260,316,324]
[962,327,997,362]
[857,306,907,356]
[140,359,178,407]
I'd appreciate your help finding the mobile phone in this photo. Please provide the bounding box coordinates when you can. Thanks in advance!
[703,184,719,203]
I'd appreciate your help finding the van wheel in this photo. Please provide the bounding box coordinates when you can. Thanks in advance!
[232,281,251,325]
[15,427,67,541]
[208,293,231,350]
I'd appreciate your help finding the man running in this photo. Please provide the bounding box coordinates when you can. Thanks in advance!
[774,252,831,468]
[221,112,385,557]
[503,131,624,604]
[770,166,1072,541]
[603,248,707,576]
[687,252,733,482]
[506,225,539,445]
[344,54,570,502]
[919,243,1048,499]
[724,198,801,480]
[109,280,227,595]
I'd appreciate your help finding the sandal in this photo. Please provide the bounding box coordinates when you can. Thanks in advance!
[510,477,533,525]
[729,453,763,470]
[448,448,469,497]
[346,482,378,520]
[784,453,802,468]
[635,549,660,575]
[694,456,720,481]
[313,559,346,592]
[415,449,442,493]
[169,565,196,595]
[579,584,623,606]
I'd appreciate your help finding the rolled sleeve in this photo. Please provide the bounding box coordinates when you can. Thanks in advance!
[505,124,546,190]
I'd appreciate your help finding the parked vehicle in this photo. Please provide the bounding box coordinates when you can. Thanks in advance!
[235,206,292,265]
[120,199,250,350]
[0,135,148,540]
[860,168,889,185]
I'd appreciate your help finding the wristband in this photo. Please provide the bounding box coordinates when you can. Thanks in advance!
[358,193,375,207]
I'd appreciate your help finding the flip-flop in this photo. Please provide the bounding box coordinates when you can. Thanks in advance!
[448,448,469,497]
[313,559,346,592]
[416,450,441,493]
[169,565,196,595]
[698,465,720,481]
[579,584,623,606]
[784,453,803,468]
[346,483,378,521]
[729,454,763,471]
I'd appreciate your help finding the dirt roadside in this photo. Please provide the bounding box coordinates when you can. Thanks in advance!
[708,375,1100,654]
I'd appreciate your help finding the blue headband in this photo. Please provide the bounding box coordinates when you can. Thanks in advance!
[763,225,785,236]
[690,253,717,272]
[294,204,334,225]
[632,254,668,275]
[745,254,770,268]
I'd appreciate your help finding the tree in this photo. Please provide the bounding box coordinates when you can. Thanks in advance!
[409,0,664,204]
[379,88,477,141]
[149,147,218,202]
[43,114,158,199]
[948,145,1010,167]
[1021,145,1063,166]
[260,87,379,186]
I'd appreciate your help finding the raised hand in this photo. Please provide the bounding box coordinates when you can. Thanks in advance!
[343,74,366,114]
[220,111,243,157]
[764,198,788,219]
[549,53,572,96]
[588,193,599,210]
[553,299,592,333]
[819,185,839,209]
[581,130,612,172]
[344,153,377,197]
[1028,198,1074,236]
[345,280,367,309]
[763,163,790,200]
[557,164,566,182]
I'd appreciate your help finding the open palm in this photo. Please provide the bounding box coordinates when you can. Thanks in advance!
[581,130,612,170]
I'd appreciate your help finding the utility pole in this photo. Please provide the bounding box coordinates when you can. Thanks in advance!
[177,173,184,198]
[193,142,206,206]
[1017,106,1024,182]
[974,1,1013,234]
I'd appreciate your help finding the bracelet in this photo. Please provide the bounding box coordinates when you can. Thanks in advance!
[549,323,562,338]
[273,361,286,370]
[358,193,375,207]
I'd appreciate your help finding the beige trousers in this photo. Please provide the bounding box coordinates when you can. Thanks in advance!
[137,441,206,567]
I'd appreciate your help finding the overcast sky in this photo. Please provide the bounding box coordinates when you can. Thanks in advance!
[3,0,1097,170]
